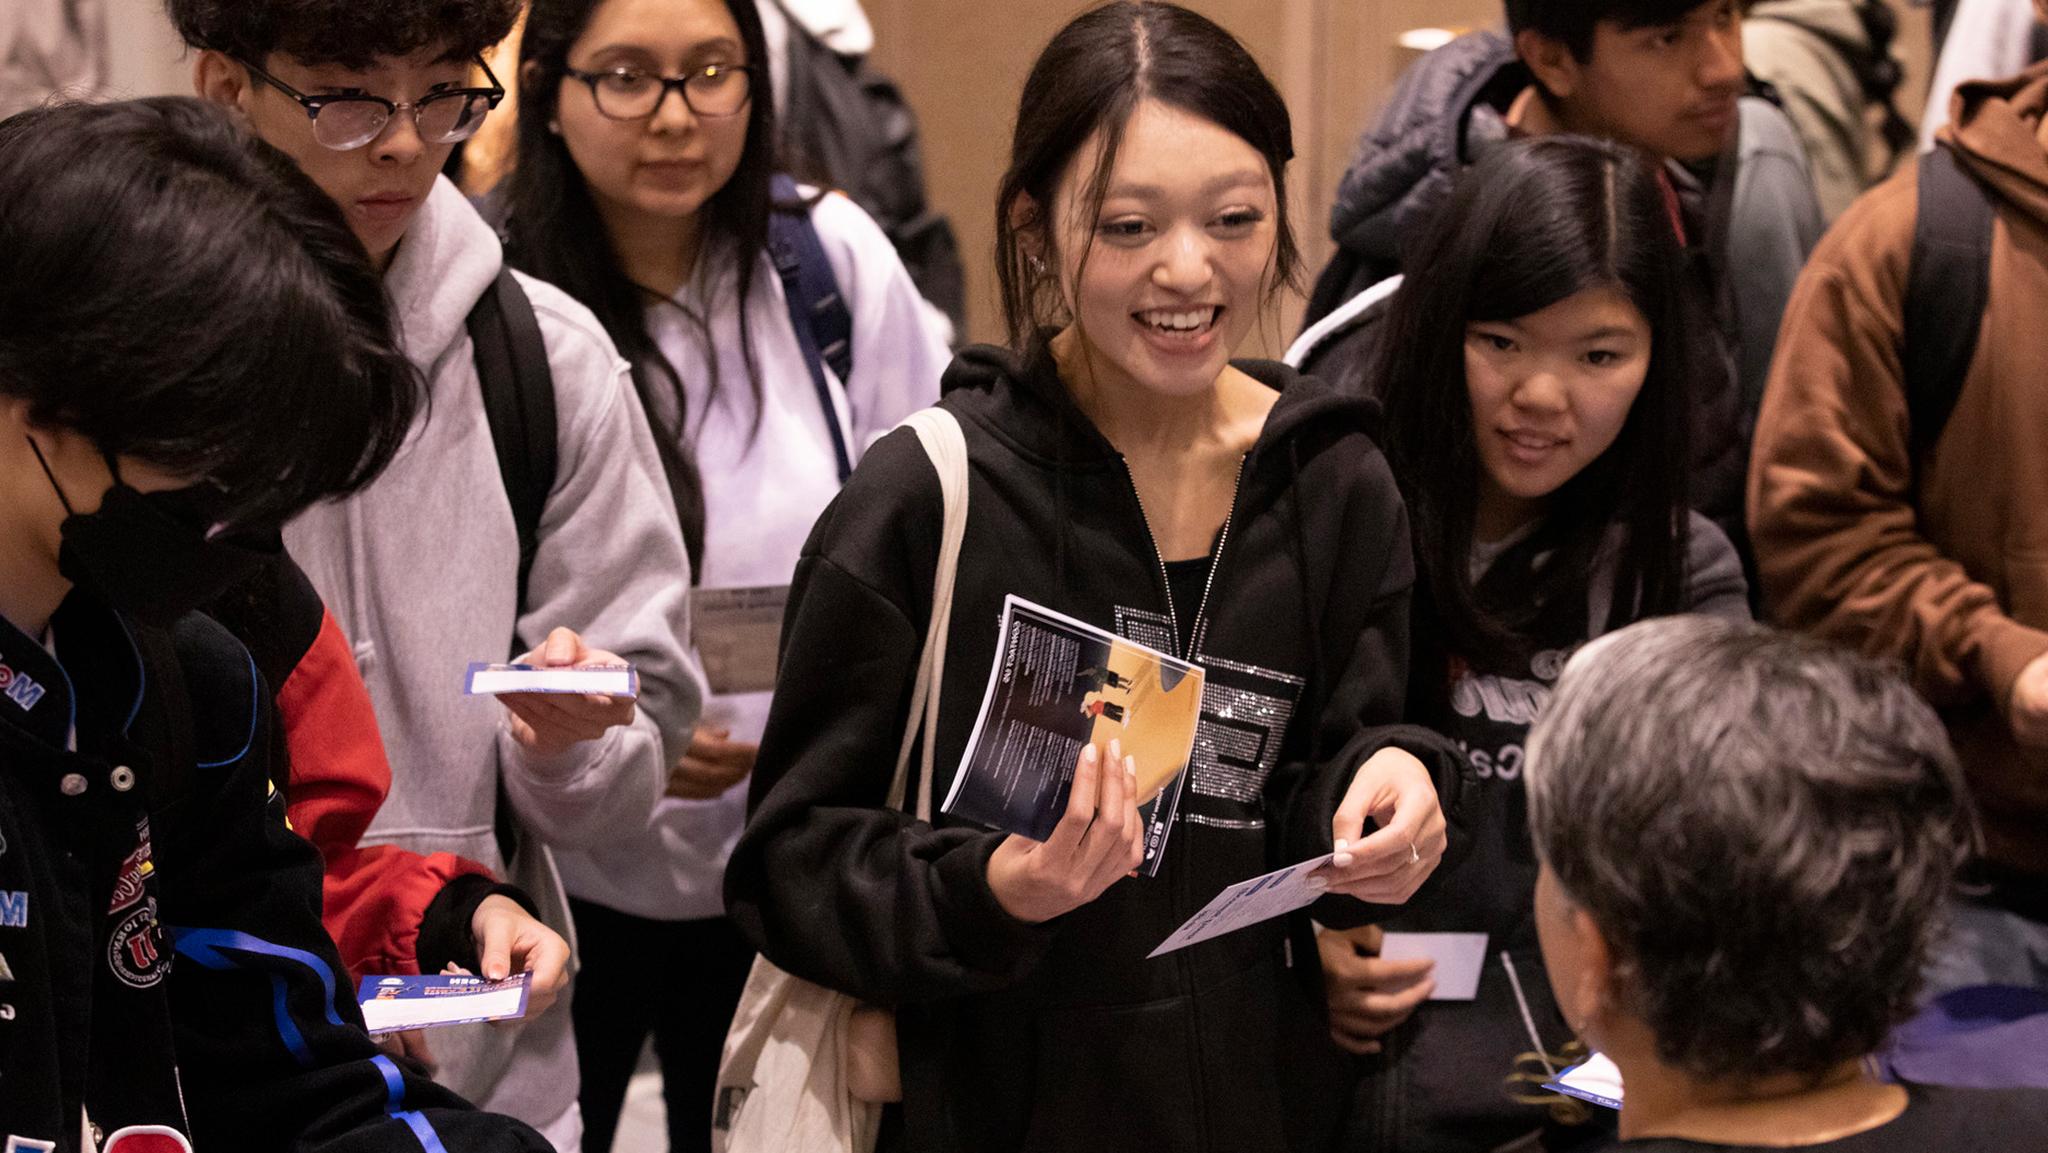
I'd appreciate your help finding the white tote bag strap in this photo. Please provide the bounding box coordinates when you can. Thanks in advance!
[888,408,968,824]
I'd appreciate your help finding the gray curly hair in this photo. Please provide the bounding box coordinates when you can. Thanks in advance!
[1526,616,1973,1083]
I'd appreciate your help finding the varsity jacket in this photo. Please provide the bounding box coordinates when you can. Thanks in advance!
[209,557,526,981]
[0,590,548,1152]
[726,342,1469,1153]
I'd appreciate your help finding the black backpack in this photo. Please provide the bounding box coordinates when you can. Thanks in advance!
[775,11,965,338]
[473,205,860,619]
[1902,143,1998,462]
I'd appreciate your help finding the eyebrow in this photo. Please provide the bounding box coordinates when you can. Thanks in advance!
[1579,326,1645,342]
[588,36,744,59]
[1103,168,1269,200]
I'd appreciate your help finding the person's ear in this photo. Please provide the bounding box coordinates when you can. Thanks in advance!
[1568,905,1616,1029]
[1516,28,1581,103]
[1010,192,1054,275]
[192,49,254,121]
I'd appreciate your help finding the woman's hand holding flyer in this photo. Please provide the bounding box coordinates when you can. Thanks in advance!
[985,738,1148,924]
[1322,747,1447,904]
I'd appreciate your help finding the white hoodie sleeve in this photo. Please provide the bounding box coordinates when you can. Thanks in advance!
[496,273,704,848]
[812,191,952,448]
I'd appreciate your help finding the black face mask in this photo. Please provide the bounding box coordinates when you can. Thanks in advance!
[29,438,277,626]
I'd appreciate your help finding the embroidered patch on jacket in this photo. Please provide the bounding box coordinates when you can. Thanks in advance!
[109,898,167,989]
[0,892,26,930]
[0,656,45,713]
[108,819,155,916]
[102,1126,194,1153]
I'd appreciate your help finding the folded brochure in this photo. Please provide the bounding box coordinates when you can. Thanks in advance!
[357,972,531,1035]
[943,595,1204,877]
[464,662,639,698]
[1151,852,1336,957]
[691,584,788,696]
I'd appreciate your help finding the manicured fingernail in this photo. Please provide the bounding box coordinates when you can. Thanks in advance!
[1332,852,1354,868]
[1083,744,1099,766]
[1334,838,1348,852]
[1124,755,1136,778]
[1305,874,1328,892]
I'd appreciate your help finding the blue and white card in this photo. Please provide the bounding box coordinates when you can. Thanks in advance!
[357,972,532,1035]
[1544,1052,1624,1111]
[464,662,639,698]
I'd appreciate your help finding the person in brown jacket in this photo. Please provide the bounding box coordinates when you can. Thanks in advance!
[1748,34,2048,995]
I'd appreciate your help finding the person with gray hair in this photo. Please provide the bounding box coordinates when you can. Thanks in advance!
[1526,616,2048,1150]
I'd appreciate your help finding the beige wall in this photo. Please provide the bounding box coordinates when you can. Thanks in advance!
[94,0,1939,348]
[863,0,1504,347]
[866,0,1936,348]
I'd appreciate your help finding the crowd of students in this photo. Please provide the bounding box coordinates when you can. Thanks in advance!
[0,0,2045,1151]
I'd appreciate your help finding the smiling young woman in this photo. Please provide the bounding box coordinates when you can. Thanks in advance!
[723,4,1467,1150]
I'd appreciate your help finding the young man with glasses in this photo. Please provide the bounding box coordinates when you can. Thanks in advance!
[167,2,703,1147]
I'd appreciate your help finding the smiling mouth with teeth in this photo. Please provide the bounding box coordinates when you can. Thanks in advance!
[1136,306,1222,333]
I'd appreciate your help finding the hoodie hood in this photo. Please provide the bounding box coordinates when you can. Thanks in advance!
[383,174,505,381]
[1327,29,1524,272]
[1947,60,2048,226]
[937,340,1381,475]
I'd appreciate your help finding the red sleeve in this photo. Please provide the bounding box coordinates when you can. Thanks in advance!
[276,608,493,980]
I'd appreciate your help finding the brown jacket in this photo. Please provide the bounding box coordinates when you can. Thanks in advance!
[1749,63,2048,874]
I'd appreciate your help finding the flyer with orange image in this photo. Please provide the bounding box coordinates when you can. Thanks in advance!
[943,595,1204,876]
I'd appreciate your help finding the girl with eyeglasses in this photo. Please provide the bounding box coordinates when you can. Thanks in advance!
[499,1,950,1149]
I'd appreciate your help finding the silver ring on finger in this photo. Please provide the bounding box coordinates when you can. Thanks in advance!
[1407,841,1420,865]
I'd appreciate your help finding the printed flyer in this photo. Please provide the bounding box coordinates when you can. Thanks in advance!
[944,595,1204,876]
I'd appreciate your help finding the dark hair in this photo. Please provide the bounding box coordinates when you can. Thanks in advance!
[0,99,418,531]
[502,0,778,572]
[1505,0,1719,61]
[165,0,519,70]
[1528,617,1972,1083]
[1375,136,1696,666]
[995,1,1300,350]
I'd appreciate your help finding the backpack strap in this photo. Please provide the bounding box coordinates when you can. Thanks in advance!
[768,173,858,483]
[467,267,558,657]
[1904,144,1996,462]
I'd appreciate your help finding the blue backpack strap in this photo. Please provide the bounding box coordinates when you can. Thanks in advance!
[1903,144,1996,463]
[768,173,856,482]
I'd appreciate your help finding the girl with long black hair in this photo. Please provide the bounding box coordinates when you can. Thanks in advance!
[501,0,949,1148]
[1318,135,1750,1153]
[726,4,1464,1150]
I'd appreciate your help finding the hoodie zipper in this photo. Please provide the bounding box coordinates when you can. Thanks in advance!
[1122,455,1246,661]
[1122,452,1244,1153]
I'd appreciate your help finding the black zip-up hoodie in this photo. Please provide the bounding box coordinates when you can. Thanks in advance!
[726,342,1467,1153]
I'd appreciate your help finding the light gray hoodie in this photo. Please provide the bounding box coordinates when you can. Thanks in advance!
[284,176,702,1141]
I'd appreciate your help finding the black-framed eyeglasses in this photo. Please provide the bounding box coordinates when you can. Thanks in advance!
[564,63,755,121]
[240,57,506,152]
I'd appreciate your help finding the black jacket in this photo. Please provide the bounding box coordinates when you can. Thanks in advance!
[0,592,546,1152]
[726,343,1467,1153]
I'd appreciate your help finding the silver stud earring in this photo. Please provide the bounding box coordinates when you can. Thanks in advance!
[1028,255,1046,275]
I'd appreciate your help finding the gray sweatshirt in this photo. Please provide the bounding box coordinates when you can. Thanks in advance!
[284,177,702,1139]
